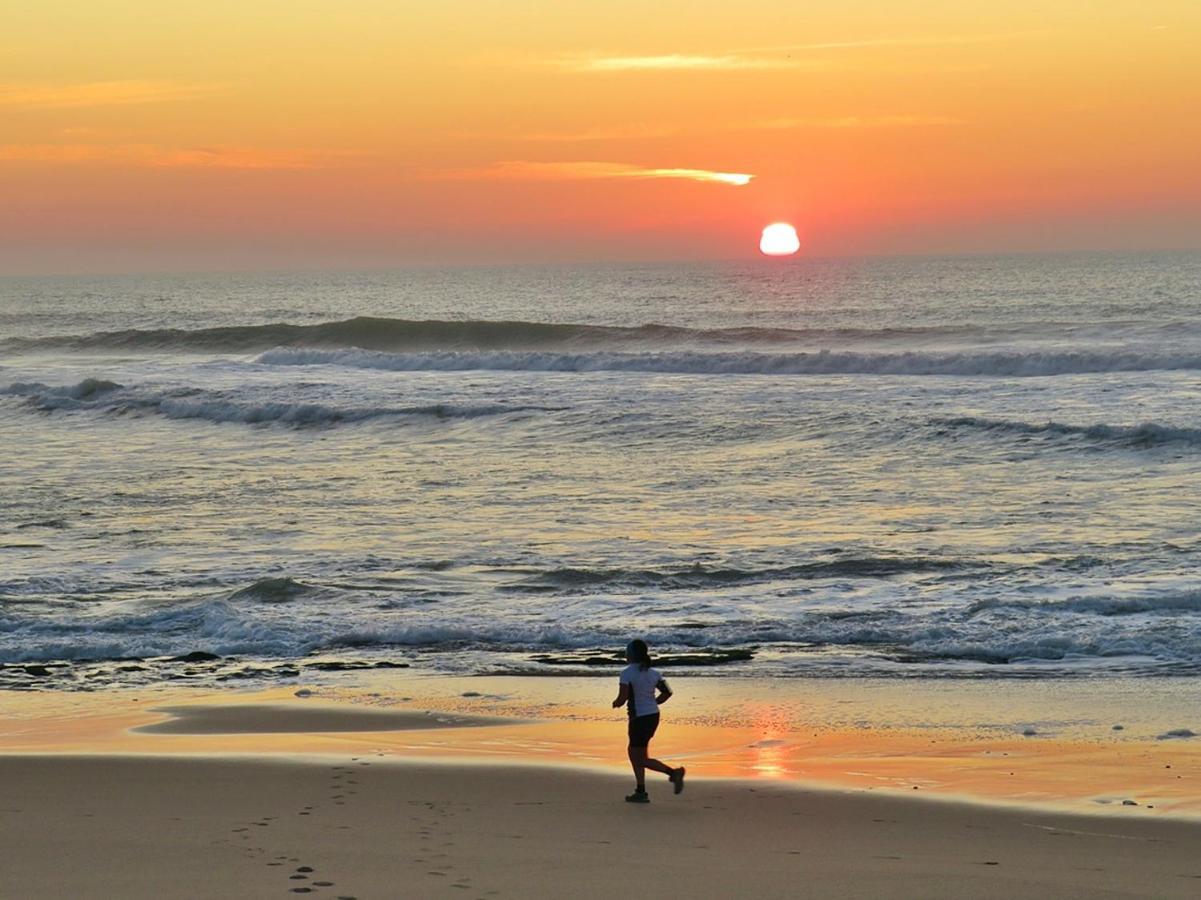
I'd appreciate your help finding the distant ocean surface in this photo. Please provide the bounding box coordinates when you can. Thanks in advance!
[3,253,1201,689]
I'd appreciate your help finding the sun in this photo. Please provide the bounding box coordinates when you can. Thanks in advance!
[759,223,800,257]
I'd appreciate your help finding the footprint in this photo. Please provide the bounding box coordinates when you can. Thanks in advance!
[313,882,334,887]
[297,867,314,873]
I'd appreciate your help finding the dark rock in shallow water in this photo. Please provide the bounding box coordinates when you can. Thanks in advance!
[170,651,221,663]
[1157,729,1198,740]
[229,577,313,603]
[303,660,411,672]
[531,648,753,667]
[23,665,52,677]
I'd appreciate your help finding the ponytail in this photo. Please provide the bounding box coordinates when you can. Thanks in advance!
[626,639,652,671]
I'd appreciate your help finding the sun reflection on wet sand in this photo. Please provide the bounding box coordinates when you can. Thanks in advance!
[4,679,1201,819]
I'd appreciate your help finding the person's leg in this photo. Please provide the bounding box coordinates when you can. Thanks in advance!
[628,745,647,789]
[643,755,674,776]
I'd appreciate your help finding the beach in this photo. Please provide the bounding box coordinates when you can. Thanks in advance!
[7,0,1201,892]
[5,258,1201,896]
[9,754,1201,900]
[4,680,1201,898]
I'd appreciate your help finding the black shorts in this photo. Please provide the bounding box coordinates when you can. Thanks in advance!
[628,713,660,748]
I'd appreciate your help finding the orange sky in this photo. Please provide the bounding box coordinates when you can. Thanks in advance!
[2,1,1199,273]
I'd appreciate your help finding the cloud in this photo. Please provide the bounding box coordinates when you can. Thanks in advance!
[489,114,959,144]
[762,34,1033,52]
[504,124,682,143]
[551,33,1040,74]
[434,160,752,186]
[556,54,807,73]
[0,80,220,109]
[752,114,963,130]
[0,143,333,169]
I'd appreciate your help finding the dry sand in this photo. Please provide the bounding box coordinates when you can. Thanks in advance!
[4,755,1201,899]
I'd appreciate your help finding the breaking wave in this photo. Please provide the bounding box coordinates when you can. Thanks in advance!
[500,558,976,592]
[933,416,1201,448]
[256,346,1201,377]
[2,316,917,353]
[2,379,558,427]
[5,586,1201,674]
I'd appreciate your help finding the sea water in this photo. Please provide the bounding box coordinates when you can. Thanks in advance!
[2,253,1200,688]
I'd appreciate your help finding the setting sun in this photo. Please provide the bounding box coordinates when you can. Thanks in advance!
[759,223,801,257]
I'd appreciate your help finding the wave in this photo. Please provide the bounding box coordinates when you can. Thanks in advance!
[1,378,124,400]
[933,416,1201,448]
[5,594,1201,674]
[2,379,557,427]
[6,572,1201,675]
[11,315,1201,359]
[256,346,1201,377]
[500,558,975,592]
[1,316,920,354]
[968,591,1201,617]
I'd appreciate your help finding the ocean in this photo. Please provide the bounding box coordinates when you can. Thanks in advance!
[3,252,1200,689]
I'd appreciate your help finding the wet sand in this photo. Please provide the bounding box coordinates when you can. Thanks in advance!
[133,704,522,734]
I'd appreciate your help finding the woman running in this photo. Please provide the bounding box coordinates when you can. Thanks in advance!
[612,639,685,803]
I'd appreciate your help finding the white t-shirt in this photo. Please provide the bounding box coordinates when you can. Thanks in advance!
[620,664,666,718]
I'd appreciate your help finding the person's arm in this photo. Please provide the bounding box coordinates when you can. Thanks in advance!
[655,678,673,705]
[612,683,631,709]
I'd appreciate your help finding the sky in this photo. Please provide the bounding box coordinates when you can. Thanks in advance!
[2,1,1200,273]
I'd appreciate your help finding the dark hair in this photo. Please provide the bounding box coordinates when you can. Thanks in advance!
[626,639,652,671]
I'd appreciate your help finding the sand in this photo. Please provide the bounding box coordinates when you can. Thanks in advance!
[4,687,1201,898]
[133,704,523,734]
[4,754,1201,899]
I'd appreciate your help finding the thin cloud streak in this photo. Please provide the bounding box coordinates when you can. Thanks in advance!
[433,160,753,186]
[748,32,1044,53]
[753,114,964,130]
[554,32,1042,74]
[0,80,221,109]
[505,124,681,143]
[493,114,961,143]
[557,54,808,72]
[0,143,333,169]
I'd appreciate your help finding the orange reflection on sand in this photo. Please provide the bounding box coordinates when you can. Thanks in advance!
[4,687,1201,819]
